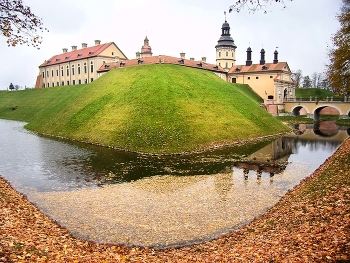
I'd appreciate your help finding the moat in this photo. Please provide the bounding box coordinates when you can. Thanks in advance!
[0,119,348,247]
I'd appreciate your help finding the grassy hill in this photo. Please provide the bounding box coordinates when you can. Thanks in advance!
[0,64,289,154]
[295,88,334,99]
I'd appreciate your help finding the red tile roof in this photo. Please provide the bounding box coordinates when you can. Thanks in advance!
[228,62,290,74]
[97,55,226,73]
[39,42,127,67]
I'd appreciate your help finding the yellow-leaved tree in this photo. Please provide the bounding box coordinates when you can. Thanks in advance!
[0,0,48,48]
[326,0,350,97]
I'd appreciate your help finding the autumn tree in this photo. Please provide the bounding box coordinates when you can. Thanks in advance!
[0,0,48,48]
[229,0,292,13]
[326,0,350,96]
[302,76,311,88]
[292,69,303,88]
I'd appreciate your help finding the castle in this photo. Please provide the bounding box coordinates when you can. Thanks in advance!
[35,20,296,113]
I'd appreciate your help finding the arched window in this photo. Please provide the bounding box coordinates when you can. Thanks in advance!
[90,61,93,73]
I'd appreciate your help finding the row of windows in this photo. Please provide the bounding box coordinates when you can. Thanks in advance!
[232,75,274,81]
[218,51,234,57]
[218,62,234,68]
[42,78,94,88]
[42,62,94,78]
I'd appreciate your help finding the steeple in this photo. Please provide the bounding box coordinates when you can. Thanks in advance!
[215,19,237,70]
[140,36,153,58]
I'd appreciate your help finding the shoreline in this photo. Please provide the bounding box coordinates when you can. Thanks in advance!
[1,138,349,262]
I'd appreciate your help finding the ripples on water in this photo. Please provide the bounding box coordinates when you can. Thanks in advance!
[0,119,348,247]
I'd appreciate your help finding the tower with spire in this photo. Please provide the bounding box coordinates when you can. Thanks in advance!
[215,16,237,71]
[137,36,153,58]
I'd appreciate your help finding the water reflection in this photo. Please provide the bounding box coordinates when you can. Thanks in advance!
[0,119,349,247]
[0,119,348,193]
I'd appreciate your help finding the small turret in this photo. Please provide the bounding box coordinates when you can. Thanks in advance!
[260,48,265,65]
[246,47,252,66]
[273,50,279,64]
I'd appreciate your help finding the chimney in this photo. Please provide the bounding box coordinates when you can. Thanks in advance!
[95,40,101,46]
[136,52,140,59]
[62,48,68,53]
[71,45,77,51]
[260,48,265,65]
[201,56,207,63]
[246,47,252,66]
[82,43,87,49]
[180,52,185,59]
[190,57,194,61]
[273,50,279,64]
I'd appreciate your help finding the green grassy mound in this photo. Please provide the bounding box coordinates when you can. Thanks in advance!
[0,64,289,153]
[295,88,333,99]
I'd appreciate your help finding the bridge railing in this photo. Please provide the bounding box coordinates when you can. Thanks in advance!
[284,97,350,103]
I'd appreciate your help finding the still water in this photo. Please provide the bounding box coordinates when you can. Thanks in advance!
[0,119,348,247]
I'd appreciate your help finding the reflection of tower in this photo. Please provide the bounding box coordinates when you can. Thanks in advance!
[214,173,234,203]
[215,19,237,71]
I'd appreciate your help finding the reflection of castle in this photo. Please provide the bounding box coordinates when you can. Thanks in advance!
[233,137,293,176]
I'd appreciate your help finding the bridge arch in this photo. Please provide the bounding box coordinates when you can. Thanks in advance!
[313,105,341,121]
[291,105,310,116]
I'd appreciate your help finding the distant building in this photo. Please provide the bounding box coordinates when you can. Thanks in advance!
[35,40,127,88]
[35,23,296,115]
[214,19,296,113]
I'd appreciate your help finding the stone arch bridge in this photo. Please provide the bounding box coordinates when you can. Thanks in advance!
[283,98,350,120]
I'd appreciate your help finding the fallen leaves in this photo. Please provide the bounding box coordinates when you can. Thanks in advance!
[0,138,350,262]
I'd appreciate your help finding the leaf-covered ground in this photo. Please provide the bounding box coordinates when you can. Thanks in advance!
[1,139,349,262]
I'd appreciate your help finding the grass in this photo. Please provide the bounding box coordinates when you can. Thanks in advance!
[295,88,334,99]
[0,64,289,154]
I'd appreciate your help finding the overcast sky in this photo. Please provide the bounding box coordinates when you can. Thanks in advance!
[0,0,342,89]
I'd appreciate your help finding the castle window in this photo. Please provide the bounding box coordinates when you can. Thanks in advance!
[72,65,75,75]
[226,51,228,56]
[91,78,94,82]
[51,70,54,77]
[47,83,49,87]
[61,67,64,76]
[247,77,250,80]
[78,64,81,74]
[219,52,221,57]
[270,76,273,78]
[112,52,114,55]
[66,66,69,76]
[84,63,87,74]
[42,83,45,88]
[57,82,59,86]
[79,79,81,84]
[52,83,54,87]
[90,62,93,73]
[225,62,228,68]
[73,80,75,85]
[232,52,234,57]
[85,79,87,84]
[42,72,44,78]
[256,76,259,79]
[46,71,49,77]
[56,69,59,76]
[61,81,64,86]
[67,81,69,85]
